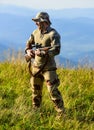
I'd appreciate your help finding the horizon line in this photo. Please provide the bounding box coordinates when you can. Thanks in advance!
[1,3,94,10]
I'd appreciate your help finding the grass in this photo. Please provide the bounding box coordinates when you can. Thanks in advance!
[0,57,94,130]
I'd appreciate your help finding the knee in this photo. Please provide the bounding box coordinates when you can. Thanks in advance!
[46,78,60,93]
[46,78,60,87]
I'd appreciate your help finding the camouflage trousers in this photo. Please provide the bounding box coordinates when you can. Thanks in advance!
[30,67,64,113]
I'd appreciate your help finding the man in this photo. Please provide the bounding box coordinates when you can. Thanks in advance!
[25,12,65,117]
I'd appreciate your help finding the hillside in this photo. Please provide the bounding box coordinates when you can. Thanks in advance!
[0,59,94,130]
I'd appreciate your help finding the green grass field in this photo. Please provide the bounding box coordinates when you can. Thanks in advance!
[0,58,94,130]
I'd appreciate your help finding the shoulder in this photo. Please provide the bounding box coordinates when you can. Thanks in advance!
[32,29,39,35]
[49,27,60,39]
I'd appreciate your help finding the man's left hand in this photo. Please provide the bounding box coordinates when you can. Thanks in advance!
[35,49,46,56]
[35,49,41,56]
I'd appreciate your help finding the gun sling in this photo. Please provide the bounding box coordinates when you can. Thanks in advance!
[28,54,49,77]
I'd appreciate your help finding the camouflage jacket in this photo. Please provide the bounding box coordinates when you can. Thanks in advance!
[25,26,61,70]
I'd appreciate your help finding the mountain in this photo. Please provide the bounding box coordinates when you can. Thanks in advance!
[0,5,94,67]
[1,5,94,18]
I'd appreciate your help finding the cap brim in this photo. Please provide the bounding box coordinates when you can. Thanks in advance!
[32,18,51,24]
[32,18,48,23]
[32,18,40,22]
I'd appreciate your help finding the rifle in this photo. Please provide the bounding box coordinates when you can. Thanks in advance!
[25,43,52,76]
[25,43,59,76]
[25,43,52,62]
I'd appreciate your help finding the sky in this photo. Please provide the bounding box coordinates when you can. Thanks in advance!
[0,0,94,9]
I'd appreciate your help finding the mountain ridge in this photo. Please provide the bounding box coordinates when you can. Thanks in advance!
[0,5,94,67]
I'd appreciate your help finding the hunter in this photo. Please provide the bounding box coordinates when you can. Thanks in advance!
[25,12,65,118]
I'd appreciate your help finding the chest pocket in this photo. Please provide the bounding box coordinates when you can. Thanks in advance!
[34,33,51,47]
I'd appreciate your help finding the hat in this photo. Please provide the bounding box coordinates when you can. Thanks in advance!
[32,12,51,25]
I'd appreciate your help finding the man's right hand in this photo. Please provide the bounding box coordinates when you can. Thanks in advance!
[27,49,35,58]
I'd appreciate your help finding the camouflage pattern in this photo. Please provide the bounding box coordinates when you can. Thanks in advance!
[25,15,64,113]
[31,68,64,112]
[25,26,61,70]
[32,12,51,25]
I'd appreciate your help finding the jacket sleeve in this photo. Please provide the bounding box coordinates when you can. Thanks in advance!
[25,34,34,53]
[48,31,61,57]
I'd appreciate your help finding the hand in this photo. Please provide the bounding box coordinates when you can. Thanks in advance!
[35,49,46,56]
[35,49,41,56]
[27,49,35,57]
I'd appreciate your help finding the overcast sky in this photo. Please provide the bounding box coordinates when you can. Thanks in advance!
[0,0,94,9]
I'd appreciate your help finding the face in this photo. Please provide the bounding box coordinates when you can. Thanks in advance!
[36,22,48,31]
[36,22,43,30]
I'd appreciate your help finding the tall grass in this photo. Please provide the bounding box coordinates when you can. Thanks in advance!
[0,54,94,130]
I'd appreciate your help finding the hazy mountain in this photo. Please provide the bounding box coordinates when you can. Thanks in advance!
[0,5,94,66]
[1,5,94,18]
